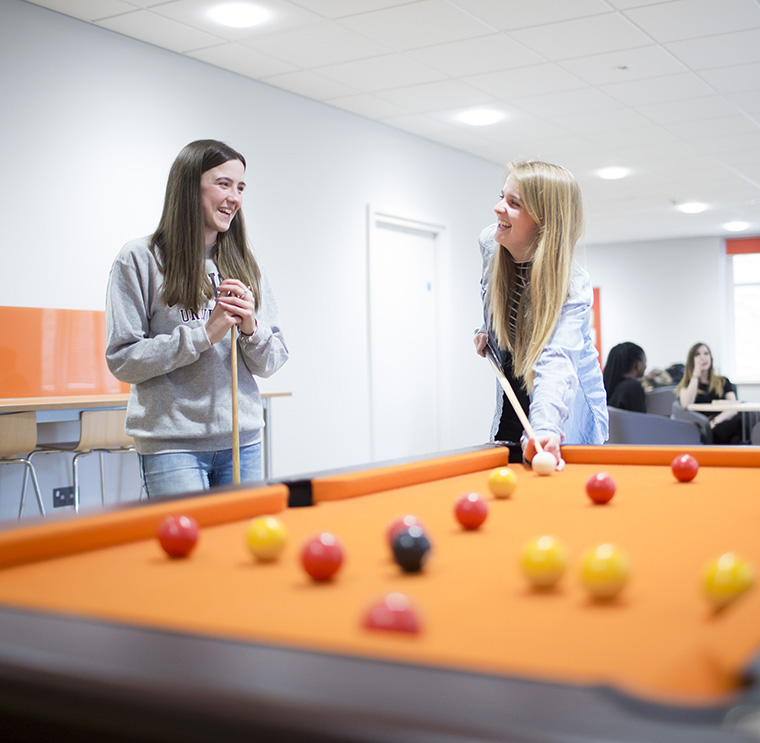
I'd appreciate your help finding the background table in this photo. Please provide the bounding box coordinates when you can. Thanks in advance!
[0,445,757,741]
[688,401,760,442]
[0,392,290,480]
[0,394,129,415]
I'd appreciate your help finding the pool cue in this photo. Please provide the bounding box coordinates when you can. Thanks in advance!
[483,343,545,454]
[210,276,242,484]
[231,327,240,484]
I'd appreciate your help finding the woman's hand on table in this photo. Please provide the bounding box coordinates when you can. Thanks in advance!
[524,434,565,471]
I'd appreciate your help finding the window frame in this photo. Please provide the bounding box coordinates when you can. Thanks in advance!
[726,237,760,385]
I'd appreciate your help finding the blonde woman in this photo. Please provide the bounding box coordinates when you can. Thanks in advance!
[677,343,741,444]
[474,161,608,469]
[106,140,288,496]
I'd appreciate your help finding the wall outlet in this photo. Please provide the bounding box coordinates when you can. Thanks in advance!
[53,486,74,508]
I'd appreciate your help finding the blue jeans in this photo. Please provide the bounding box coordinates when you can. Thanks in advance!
[139,443,263,498]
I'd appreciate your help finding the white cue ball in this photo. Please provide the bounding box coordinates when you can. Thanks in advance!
[532,451,557,476]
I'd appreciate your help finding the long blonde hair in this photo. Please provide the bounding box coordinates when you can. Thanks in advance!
[487,160,584,391]
[676,342,726,397]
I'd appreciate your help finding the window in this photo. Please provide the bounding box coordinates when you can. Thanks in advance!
[728,239,760,382]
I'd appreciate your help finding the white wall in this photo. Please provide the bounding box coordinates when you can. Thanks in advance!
[585,237,760,401]
[0,0,500,518]
[585,236,725,372]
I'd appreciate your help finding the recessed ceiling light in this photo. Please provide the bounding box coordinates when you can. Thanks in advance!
[597,167,629,180]
[457,109,505,126]
[724,221,750,232]
[207,2,268,28]
[676,202,708,214]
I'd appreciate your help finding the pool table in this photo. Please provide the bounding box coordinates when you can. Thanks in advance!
[0,444,758,742]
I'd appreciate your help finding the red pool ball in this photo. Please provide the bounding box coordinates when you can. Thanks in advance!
[363,592,421,634]
[300,532,344,581]
[671,453,699,482]
[585,472,616,504]
[454,492,489,530]
[157,514,199,558]
[385,514,424,547]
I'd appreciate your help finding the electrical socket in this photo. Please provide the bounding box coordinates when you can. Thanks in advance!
[53,486,74,508]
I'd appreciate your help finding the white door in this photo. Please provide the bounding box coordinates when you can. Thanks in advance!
[368,212,442,462]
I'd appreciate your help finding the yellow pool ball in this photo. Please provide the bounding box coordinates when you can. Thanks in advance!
[488,467,518,499]
[520,536,567,588]
[246,515,288,562]
[580,543,629,599]
[702,552,754,609]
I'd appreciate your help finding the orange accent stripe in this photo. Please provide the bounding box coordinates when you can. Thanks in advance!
[0,485,288,569]
[0,307,128,398]
[592,287,602,366]
[725,237,760,255]
[564,445,760,467]
[311,447,511,502]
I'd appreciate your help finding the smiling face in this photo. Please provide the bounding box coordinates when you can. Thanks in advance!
[493,176,539,262]
[200,158,246,246]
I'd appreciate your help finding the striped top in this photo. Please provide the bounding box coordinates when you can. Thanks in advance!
[508,261,532,341]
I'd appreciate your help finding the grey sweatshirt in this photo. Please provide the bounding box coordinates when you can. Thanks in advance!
[105,236,288,455]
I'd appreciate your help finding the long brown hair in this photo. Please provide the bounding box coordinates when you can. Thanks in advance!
[487,160,584,391]
[676,342,726,397]
[151,139,261,313]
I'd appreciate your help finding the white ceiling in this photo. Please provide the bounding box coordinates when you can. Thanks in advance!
[24,0,760,244]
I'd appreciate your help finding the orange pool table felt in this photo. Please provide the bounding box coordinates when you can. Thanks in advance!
[0,445,758,743]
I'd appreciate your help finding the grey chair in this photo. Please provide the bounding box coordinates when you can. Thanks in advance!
[645,386,677,417]
[752,421,760,446]
[607,407,701,445]
[671,400,712,444]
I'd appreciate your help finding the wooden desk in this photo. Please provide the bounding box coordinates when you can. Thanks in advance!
[1,392,291,480]
[0,395,130,414]
[688,401,760,442]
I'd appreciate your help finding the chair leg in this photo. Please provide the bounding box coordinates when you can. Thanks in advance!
[99,451,107,507]
[99,448,143,505]
[18,460,45,519]
[72,451,90,514]
[48,448,139,512]
[18,465,29,519]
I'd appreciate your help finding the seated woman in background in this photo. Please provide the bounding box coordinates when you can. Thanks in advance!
[676,342,742,444]
[603,342,647,413]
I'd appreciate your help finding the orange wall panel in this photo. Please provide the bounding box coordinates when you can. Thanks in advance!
[0,307,128,398]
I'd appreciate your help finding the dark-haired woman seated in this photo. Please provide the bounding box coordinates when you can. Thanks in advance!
[603,342,647,413]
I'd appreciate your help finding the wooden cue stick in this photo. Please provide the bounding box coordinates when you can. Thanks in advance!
[483,344,544,454]
[231,327,240,484]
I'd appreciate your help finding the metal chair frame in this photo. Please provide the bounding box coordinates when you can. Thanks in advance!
[27,409,136,513]
[0,412,46,519]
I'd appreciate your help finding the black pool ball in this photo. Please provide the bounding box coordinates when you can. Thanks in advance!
[391,525,431,573]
